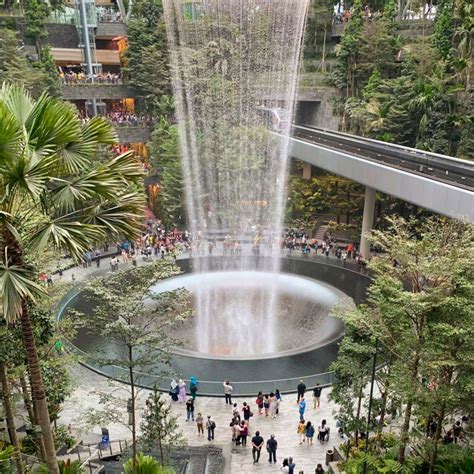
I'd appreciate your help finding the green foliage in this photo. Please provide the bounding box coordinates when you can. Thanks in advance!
[72,260,191,377]
[330,0,472,159]
[148,118,184,227]
[140,390,185,465]
[431,0,455,61]
[36,459,82,474]
[304,0,334,61]
[53,426,76,451]
[124,0,171,113]
[0,446,15,474]
[286,173,364,229]
[123,453,175,474]
[436,445,474,474]
[333,217,474,469]
[0,27,47,95]
[343,451,420,473]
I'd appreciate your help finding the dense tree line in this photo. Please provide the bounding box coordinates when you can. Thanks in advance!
[333,0,473,159]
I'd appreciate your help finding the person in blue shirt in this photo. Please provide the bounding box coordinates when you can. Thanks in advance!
[298,397,306,422]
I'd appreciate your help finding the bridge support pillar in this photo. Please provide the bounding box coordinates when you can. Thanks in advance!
[360,186,376,259]
[302,163,312,180]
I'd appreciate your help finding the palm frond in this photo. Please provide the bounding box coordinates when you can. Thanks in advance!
[0,101,22,164]
[0,252,47,323]
[26,218,106,261]
[0,83,33,127]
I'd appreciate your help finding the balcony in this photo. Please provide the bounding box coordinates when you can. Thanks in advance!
[96,21,127,39]
[62,84,137,100]
[116,126,152,144]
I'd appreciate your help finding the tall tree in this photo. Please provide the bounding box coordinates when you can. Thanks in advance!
[338,217,473,469]
[74,260,190,473]
[0,84,145,473]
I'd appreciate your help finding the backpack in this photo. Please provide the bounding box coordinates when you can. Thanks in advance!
[211,421,216,429]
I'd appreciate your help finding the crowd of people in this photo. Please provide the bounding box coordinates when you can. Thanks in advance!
[97,6,123,22]
[283,228,367,266]
[169,377,331,472]
[105,110,156,127]
[59,70,122,85]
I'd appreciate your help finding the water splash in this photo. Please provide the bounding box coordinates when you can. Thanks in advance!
[163,0,309,355]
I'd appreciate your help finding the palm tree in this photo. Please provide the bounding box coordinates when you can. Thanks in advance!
[0,84,145,473]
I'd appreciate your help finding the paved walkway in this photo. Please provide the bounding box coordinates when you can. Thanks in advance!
[60,365,341,473]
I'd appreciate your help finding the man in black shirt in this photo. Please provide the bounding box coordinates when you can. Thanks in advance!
[297,379,306,402]
[266,434,278,463]
[252,431,264,463]
[313,383,323,408]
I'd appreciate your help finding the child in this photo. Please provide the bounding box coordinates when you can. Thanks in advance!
[196,412,204,436]
[297,419,306,445]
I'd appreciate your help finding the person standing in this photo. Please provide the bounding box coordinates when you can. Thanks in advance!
[288,457,296,474]
[206,416,216,441]
[313,383,322,409]
[318,419,328,442]
[315,463,325,473]
[178,379,187,403]
[297,380,306,402]
[267,435,278,463]
[263,394,270,416]
[251,430,264,464]
[242,402,252,425]
[95,249,101,267]
[237,421,248,446]
[266,434,278,463]
[190,376,198,401]
[275,389,282,414]
[305,421,315,446]
[196,412,204,436]
[232,403,240,421]
[256,391,264,415]
[223,380,233,404]
[297,420,306,445]
[298,396,306,422]
[186,397,194,422]
[269,392,277,418]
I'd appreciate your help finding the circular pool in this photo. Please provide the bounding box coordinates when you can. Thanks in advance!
[59,257,370,395]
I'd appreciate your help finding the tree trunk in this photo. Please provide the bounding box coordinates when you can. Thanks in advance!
[128,344,137,474]
[377,388,388,441]
[19,371,35,426]
[31,391,47,462]
[354,385,363,446]
[20,301,59,473]
[397,399,412,464]
[0,362,24,474]
[428,405,446,473]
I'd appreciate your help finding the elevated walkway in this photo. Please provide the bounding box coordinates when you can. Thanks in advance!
[288,126,474,223]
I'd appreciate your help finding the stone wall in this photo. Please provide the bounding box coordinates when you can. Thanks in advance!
[116,126,151,143]
[62,84,137,100]
[296,87,341,130]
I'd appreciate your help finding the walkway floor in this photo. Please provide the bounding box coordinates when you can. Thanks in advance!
[60,365,340,474]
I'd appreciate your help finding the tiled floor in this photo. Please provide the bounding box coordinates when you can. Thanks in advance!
[60,365,341,473]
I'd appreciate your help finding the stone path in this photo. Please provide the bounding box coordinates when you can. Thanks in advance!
[60,365,341,474]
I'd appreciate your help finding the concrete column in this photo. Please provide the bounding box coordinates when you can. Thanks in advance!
[302,163,312,180]
[360,186,376,258]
